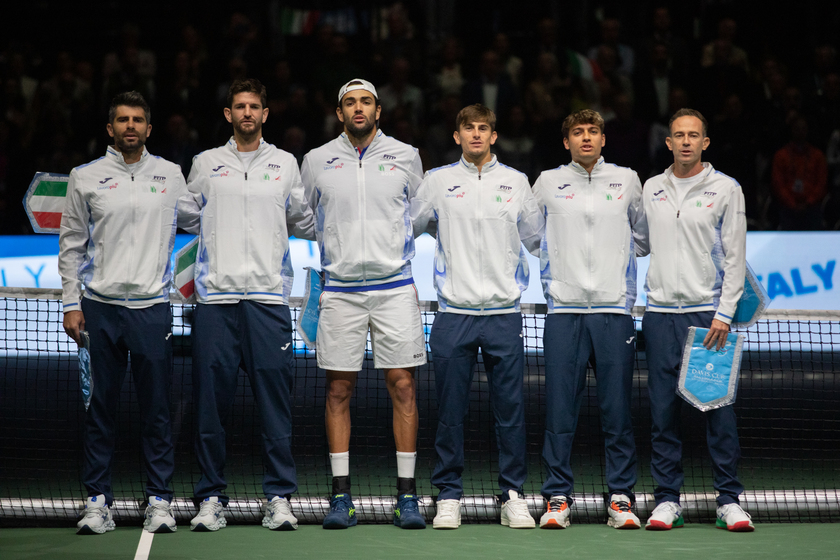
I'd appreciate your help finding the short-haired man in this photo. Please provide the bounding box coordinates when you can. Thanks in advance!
[640,108,754,531]
[411,104,545,530]
[181,78,314,531]
[60,91,187,534]
[301,79,427,529]
[531,109,647,529]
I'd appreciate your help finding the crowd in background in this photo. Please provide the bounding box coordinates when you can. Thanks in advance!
[1,2,839,233]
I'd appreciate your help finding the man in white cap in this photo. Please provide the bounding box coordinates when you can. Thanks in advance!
[301,79,427,529]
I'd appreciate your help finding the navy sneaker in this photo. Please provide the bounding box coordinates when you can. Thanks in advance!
[323,493,357,529]
[394,494,426,529]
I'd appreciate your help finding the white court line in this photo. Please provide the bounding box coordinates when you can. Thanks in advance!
[134,530,154,560]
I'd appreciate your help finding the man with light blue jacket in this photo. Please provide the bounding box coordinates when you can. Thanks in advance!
[411,104,544,530]
[531,109,647,530]
[180,78,314,532]
[301,79,427,529]
[60,91,187,535]
[638,108,753,532]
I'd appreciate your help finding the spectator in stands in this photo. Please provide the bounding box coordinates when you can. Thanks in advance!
[643,7,690,75]
[494,32,524,89]
[378,57,424,130]
[588,18,636,76]
[809,72,840,152]
[593,44,634,117]
[432,37,466,99]
[711,93,759,225]
[696,32,752,119]
[371,2,423,84]
[525,51,572,171]
[463,49,519,120]
[701,18,749,73]
[604,93,650,179]
[801,44,838,101]
[772,115,828,230]
[635,42,685,124]
[158,113,200,177]
[494,105,536,180]
[425,93,463,168]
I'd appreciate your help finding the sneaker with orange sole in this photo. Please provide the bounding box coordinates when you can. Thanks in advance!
[539,496,570,529]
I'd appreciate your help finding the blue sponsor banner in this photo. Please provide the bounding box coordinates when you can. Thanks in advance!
[1,232,839,310]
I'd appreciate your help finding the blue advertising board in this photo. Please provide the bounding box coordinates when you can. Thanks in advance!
[1,232,838,310]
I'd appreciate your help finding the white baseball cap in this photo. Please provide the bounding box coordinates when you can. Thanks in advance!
[337,79,378,104]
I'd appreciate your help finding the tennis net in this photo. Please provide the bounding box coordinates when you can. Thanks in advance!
[1,288,838,525]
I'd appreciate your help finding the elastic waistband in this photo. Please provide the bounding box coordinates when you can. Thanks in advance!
[324,277,414,293]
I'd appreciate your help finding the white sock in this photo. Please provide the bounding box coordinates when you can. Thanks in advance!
[329,451,350,477]
[396,451,416,479]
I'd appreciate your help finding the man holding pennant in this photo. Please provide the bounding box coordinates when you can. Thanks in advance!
[638,108,754,532]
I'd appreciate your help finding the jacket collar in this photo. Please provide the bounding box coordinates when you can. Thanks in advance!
[225,136,266,156]
[339,128,384,152]
[459,153,498,175]
[569,156,605,177]
[106,145,149,167]
[664,162,714,183]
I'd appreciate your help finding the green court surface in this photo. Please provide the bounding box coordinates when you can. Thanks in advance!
[2,524,839,560]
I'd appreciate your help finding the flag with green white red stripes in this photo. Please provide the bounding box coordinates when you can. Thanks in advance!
[172,238,198,303]
[24,172,70,233]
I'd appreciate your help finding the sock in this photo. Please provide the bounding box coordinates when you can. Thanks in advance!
[330,451,351,495]
[396,451,416,479]
[329,451,349,477]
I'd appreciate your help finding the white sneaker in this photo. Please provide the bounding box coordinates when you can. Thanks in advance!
[76,495,115,535]
[144,496,177,533]
[716,503,755,532]
[191,496,227,531]
[645,501,683,531]
[433,499,461,529]
[262,496,298,530]
[606,494,640,529]
[539,495,570,529]
[500,490,535,529]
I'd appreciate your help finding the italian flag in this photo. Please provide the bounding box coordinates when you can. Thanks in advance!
[25,173,69,233]
[173,238,198,303]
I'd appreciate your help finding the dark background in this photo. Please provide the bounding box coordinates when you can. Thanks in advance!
[2,1,840,234]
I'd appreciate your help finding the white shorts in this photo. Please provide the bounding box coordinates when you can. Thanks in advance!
[317,283,427,371]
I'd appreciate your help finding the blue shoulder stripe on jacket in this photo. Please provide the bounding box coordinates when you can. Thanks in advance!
[426,162,459,175]
[497,162,529,179]
[75,156,106,170]
[713,169,742,187]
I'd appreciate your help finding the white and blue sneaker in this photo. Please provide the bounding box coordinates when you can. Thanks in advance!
[191,496,226,531]
[77,494,115,535]
[143,496,177,533]
[262,496,298,530]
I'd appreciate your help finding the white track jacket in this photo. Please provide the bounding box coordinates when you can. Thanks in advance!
[59,147,188,310]
[180,137,314,305]
[532,157,647,313]
[410,155,545,315]
[639,163,746,324]
[301,130,423,291]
